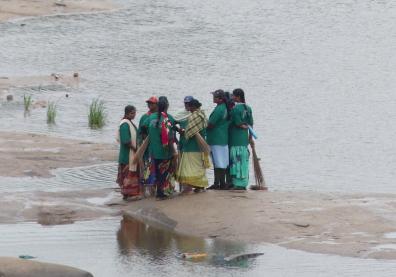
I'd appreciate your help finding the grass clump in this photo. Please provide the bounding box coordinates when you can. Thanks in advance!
[47,102,57,124]
[23,94,33,111]
[88,98,106,129]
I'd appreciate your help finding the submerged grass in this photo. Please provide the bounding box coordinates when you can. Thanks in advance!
[23,94,32,111]
[47,102,57,124]
[88,98,106,129]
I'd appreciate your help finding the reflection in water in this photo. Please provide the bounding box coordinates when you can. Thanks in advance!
[117,214,175,263]
[116,214,249,267]
[2,217,396,276]
[117,215,206,264]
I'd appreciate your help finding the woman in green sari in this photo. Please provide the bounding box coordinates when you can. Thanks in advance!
[229,89,254,190]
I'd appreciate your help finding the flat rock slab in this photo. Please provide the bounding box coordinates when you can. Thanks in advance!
[0,257,93,277]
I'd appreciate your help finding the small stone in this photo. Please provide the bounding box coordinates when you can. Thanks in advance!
[51,73,60,80]
[293,222,310,228]
[54,1,67,7]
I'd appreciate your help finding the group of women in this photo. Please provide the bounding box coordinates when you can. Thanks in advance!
[116,88,254,200]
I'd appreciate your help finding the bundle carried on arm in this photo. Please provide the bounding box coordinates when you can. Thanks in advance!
[185,109,210,155]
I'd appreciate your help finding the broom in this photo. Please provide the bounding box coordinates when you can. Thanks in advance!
[132,136,150,165]
[195,133,211,154]
[249,142,267,191]
[195,132,211,169]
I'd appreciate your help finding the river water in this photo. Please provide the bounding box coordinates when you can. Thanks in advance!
[1,1,396,276]
[1,0,396,193]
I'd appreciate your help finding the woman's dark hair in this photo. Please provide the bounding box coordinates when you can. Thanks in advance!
[233,88,251,120]
[188,99,202,109]
[223,91,232,120]
[156,96,169,127]
[124,105,136,115]
[232,88,246,103]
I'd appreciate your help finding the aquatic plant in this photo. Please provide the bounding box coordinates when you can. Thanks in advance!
[47,101,57,124]
[23,94,32,111]
[88,98,106,129]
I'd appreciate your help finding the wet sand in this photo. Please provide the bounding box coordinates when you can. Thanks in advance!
[122,190,396,260]
[0,74,77,88]
[0,188,120,224]
[3,185,396,260]
[0,0,115,22]
[0,131,116,177]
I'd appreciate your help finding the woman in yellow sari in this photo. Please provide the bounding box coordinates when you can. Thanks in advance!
[177,99,210,193]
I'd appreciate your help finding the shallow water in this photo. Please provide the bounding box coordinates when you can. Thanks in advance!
[2,0,396,193]
[0,163,117,193]
[0,215,396,277]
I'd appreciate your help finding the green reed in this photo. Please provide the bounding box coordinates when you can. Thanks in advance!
[23,94,33,111]
[47,101,57,124]
[88,98,106,129]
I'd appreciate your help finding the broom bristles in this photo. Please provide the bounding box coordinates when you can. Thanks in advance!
[132,137,149,164]
[195,133,211,154]
[251,144,267,189]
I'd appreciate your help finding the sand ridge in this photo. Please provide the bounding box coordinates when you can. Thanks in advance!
[0,131,117,177]
[0,0,116,22]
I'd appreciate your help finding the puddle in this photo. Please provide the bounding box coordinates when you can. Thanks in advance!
[86,193,116,205]
[351,232,370,237]
[373,244,396,251]
[384,233,396,239]
[1,215,396,276]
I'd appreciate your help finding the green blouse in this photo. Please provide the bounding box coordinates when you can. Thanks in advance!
[118,122,131,164]
[206,103,230,146]
[180,117,206,153]
[229,103,253,147]
[147,112,175,159]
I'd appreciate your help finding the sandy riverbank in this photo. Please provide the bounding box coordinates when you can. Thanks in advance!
[2,131,396,260]
[122,190,396,260]
[0,73,81,103]
[0,74,78,88]
[4,185,396,260]
[0,0,115,22]
[0,131,116,177]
